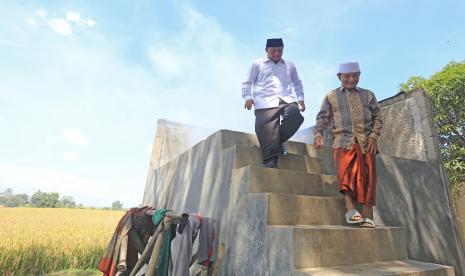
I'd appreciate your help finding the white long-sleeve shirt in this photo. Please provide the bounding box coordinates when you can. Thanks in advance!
[242,58,304,109]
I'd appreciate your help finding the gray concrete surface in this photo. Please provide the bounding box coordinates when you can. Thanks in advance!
[142,89,463,275]
[142,128,462,275]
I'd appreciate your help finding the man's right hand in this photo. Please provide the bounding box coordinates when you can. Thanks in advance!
[313,136,323,149]
[244,99,254,110]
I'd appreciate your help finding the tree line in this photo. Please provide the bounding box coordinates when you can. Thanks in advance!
[0,188,125,210]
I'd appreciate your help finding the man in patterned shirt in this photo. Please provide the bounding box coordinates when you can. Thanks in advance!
[313,62,382,228]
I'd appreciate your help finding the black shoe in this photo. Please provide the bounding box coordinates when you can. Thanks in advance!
[279,143,288,156]
[262,157,278,168]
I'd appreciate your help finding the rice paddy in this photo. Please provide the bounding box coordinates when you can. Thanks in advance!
[0,207,124,275]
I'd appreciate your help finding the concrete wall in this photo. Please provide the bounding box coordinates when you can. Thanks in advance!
[142,130,257,275]
[144,119,215,200]
[147,119,214,169]
[454,196,465,249]
[374,155,465,273]
[377,89,441,161]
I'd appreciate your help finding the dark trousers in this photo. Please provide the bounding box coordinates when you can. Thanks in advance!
[254,99,304,166]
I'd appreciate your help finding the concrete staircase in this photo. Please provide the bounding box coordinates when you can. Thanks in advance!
[145,129,458,275]
[227,138,454,275]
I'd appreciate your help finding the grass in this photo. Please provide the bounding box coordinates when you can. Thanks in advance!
[44,269,101,276]
[0,207,124,275]
[46,269,102,276]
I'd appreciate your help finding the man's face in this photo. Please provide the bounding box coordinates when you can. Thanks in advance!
[266,47,283,62]
[338,72,361,89]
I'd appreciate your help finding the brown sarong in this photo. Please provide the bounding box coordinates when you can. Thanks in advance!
[333,142,377,206]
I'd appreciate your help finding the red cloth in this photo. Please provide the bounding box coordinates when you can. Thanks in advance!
[333,143,377,206]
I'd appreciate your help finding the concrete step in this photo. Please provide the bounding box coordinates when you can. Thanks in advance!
[293,259,455,276]
[233,145,332,174]
[288,225,407,269]
[233,166,340,197]
[221,129,332,158]
[267,193,346,225]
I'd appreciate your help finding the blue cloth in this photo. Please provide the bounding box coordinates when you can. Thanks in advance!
[156,224,176,276]
[152,208,169,226]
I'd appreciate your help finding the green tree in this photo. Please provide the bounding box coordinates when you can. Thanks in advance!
[0,188,29,207]
[400,61,465,198]
[1,188,13,197]
[30,190,60,208]
[59,196,76,208]
[111,200,124,210]
[0,190,7,206]
[7,194,29,207]
[0,188,13,205]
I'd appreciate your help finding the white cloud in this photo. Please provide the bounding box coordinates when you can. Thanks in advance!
[60,129,88,146]
[148,48,182,77]
[39,11,96,37]
[65,11,96,27]
[66,12,80,22]
[36,8,48,18]
[82,19,96,27]
[46,134,59,143]
[63,151,80,161]
[49,18,72,36]
[26,18,36,26]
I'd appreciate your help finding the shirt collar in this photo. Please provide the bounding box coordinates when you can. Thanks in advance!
[340,86,360,92]
[264,57,286,64]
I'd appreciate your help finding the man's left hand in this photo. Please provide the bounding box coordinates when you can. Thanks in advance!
[298,101,305,112]
[367,137,378,155]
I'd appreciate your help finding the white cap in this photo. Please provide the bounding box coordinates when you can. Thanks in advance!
[338,62,360,73]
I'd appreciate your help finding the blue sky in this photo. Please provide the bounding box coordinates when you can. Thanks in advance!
[1,0,464,207]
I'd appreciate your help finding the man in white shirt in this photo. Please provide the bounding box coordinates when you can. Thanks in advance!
[242,38,305,168]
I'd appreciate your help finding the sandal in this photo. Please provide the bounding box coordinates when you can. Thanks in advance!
[345,209,363,224]
[360,218,375,228]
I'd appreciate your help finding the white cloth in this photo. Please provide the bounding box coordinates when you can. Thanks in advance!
[242,58,304,110]
[170,215,200,276]
[339,62,360,73]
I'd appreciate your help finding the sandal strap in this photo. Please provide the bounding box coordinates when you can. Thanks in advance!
[361,218,375,227]
[346,209,361,218]
[345,209,363,222]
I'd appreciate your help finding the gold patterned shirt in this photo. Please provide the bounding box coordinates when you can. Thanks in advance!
[313,87,383,153]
